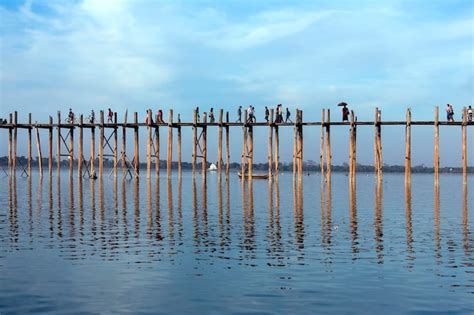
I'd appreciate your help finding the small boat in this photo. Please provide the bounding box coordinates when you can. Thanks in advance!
[237,172,269,180]
[208,163,217,171]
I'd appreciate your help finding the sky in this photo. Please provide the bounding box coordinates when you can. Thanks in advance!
[0,0,473,166]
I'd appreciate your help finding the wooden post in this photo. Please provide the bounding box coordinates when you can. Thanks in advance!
[325,109,331,178]
[405,108,411,184]
[248,113,253,181]
[462,107,467,183]
[113,113,118,177]
[35,124,43,176]
[134,112,139,175]
[225,112,230,176]
[48,116,53,176]
[78,115,83,177]
[90,118,96,177]
[274,124,280,174]
[147,110,152,178]
[434,106,439,185]
[298,110,303,176]
[320,109,325,177]
[69,118,74,174]
[121,111,127,176]
[293,111,298,176]
[28,113,32,175]
[8,113,12,173]
[177,114,182,174]
[241,110,248,177]
[154,120,160,176]
[218,109,223,172]
[192,109,197,173]
[13,111,18,173]
[201,112,207,178]
[349,110,357,181]
[374,108,382,179]
[268,109,274,178]
[167,109,173,177]
[99,110,104,177]
[57,111,61,172]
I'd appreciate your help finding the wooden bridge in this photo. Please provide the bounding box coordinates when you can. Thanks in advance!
[0,106,472,184]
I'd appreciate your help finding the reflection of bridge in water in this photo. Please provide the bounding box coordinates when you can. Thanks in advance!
[3,173,470,270]
[1,106,472,186]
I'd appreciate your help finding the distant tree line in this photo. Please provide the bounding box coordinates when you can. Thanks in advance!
[1,156,472,174]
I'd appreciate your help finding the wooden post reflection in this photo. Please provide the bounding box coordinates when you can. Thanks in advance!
[56,171,63,239]
[192,175,199,247]
[48,174,53,238]
[78,175,84,240]
[293,178,304,251]
[133,177,140,241]
[349,181,358,258]
[28,175,33,238]
[155,177,163,242]
[121,177,129,248]
[434,183,441,263]
[462,182,469,255]
[201,175,208,244]
[8,175,18,245]
[405,181,414,268]
[177,175,183,242]
[167,177,175,246]
[374,180,383,264]
[321,178,332,249]
[147,178,153,240]
[69,175,75,239]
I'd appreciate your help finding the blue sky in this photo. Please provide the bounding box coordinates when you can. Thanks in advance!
[0,0,473,166]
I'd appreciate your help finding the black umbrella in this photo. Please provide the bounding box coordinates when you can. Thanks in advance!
[337,102,348,107]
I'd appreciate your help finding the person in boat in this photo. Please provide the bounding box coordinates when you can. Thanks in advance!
[342,105,349,122]
[209,107,215,123]
[265,106,269,122]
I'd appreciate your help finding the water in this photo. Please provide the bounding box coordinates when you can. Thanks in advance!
[0,171,472,314]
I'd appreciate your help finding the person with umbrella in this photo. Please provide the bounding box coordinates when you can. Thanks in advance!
[338,102,349,122]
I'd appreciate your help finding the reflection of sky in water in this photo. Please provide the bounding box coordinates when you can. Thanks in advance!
[0,171,472,314]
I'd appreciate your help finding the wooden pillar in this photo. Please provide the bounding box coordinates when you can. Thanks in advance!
[78,115,83,177]
[35,124,43,176]
[268,109,274,178]
[8,113,12,173]
[113,113,118,177]
[462,107,467,183]
[218,109,223,172]
[121,111,127,176]
[325,109,331,178]
[177,114,182,174]
[225,112,230,176]
[349,110,357,181]
[90,119,96,177]
[274,124,280,175]
[69,119,74,174]
[248,113,253,181]
[13,111,18,173]
[48,116,53,176]
[201,112,207,178]
[320,109,325,177]
[133,112,139,175]
[28,113,32,175]
[405,108,411,184]
[57,111,61,172]
[167,109,173,177]
[99,110,104,177]
[293,111,298,176]
[154,122,160,176]
[147,110,152,178]
[434,106,439,185]
[374,108,382,179]
[241,110,248,177]
[298,110,303,176]
[192,109,197,173]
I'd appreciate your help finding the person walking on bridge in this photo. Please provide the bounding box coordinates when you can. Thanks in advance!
[236,106,242,123]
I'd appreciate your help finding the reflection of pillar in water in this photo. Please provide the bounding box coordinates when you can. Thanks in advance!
[36,175,44,232]
[192,175,199,246]
[155,177,163,242]
[434,183,441,263]
[218,173,224,251]
[374,180,384,264]
[78,175,84,239]
[69,175,75,239]
[167,177,175,246]
[133,177,140,241]
[177,175,183,242]
[56,172,63,239]
[405,182,413,267]
[90,175,96,248]
[201,175,208,242]
[349,181,358,258]
[8,175,18,245]
[147,178,153,240]
[462,182,469,255]
[293,178,304,250]
[48,174,53,237]
[28,175,33,237]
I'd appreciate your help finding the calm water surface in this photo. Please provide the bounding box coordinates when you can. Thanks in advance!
[0,171,472,314]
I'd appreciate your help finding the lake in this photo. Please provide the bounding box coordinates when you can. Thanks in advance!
[0,171,472,314]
